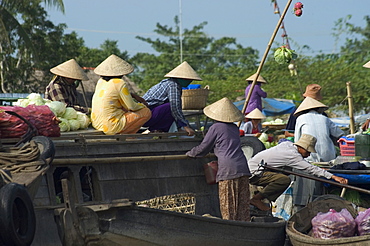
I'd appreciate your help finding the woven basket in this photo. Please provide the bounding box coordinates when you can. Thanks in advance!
[136,193,195,214]
[181,85,210,110]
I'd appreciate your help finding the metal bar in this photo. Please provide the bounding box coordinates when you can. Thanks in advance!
[262,165,370,195]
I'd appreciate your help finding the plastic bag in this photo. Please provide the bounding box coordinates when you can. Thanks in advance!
[311,208,356,239]
[355,208,370,236]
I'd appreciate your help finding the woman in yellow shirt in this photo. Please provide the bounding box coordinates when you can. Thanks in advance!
[91,55,151,135]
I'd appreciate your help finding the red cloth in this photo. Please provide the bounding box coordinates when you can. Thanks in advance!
[0,105,60,138]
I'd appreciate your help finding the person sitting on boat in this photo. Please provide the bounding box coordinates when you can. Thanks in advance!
[142,61,201,136]
[45,59,89,113]
[186,98,251,221]
[241,108,265,137]
[247,134,348,211]
[244,72,267,115]
[91,54,151,135]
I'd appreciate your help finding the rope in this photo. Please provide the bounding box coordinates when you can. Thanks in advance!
[0,141,46,183]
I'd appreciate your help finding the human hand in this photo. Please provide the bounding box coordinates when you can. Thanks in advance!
[254,132,261,138]
[332,175,348,184]
[183,126,196,136]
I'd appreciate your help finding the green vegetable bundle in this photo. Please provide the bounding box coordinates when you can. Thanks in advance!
[274,46,298,64]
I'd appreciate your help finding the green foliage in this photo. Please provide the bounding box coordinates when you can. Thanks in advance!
[130,16,259,100]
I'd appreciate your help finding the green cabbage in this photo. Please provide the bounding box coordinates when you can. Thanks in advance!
[76,112,91,129]
[68,119,81,131]
[258,133,269,142]
[59,118,70,132]
[14,99,30,107]
[274,47,298,64]
[27,93,45,106]
[45,101,66,117]
[62,107,78,119]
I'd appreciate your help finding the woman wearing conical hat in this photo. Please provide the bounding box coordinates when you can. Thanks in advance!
[142,61,202,135]
[186,98,251,221]
[294,96,344,162]
[45,59,89,113]
[241,108,266,137]
[244,72,267,115]
[91,54,151,135]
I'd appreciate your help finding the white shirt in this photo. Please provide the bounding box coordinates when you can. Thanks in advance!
[248,141,333,179]
[295,110,344,162]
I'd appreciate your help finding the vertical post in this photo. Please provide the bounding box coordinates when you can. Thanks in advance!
[179,0,183,62]
[346,81,355,134]
[238,0,293,127]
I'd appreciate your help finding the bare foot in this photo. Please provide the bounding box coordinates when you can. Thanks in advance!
[250,199,270,211]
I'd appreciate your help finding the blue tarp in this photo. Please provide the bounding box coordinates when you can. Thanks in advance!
[234,98,296,117]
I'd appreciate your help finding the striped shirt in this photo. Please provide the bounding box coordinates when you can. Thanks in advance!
[45,76,79,107]
[143,78,188,127]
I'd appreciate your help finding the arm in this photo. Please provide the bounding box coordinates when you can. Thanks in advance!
[131,93,149,107]
[186,126,217,157]
[46,82,70,104]
[119,83,145,111]
[168,83,188,128]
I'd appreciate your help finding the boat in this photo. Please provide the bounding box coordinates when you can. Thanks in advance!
[53,180,286,246]
[286,195,370,246]
[1,129,272,245]
[0,134,54,246]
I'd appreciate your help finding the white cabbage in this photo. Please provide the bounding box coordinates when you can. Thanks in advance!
[59,118,70,132]
[62,107,78,119]
[76,112,91,129]
[27,93,45,105]
[68,119,80,131]
[45,101,67,117]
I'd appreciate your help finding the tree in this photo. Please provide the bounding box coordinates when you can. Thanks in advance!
[131,16,260,101]
[0,0,64,93]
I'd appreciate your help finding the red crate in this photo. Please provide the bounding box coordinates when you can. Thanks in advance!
[338,137,355,156]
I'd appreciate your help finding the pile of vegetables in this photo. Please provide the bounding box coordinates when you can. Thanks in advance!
[14,93,91,132]
[262,118,285,125]
[258,133,277,149]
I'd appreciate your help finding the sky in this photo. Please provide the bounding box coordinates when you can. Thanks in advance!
[44,0,370,59]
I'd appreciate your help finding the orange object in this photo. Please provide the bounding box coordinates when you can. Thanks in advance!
[203,161,218,185]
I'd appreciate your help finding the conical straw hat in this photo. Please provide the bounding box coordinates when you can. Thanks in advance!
[50,59,88,81]
[94,54,134,76]
[246,72,267,83]
[245,108,266,119]
[293,97,328,116]
[203,97,244,122]
[164,61,202,81]
[363,61,370,68]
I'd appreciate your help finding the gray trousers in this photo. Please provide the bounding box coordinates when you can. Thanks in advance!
[250,171,291,201]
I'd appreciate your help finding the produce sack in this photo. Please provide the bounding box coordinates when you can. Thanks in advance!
[355,208,370,236]
[311,208,356,239]
[0,105,60,138]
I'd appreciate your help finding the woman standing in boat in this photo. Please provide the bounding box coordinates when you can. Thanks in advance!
[186,97,251,221]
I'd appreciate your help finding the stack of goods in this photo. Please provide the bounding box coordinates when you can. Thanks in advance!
[311,207,370,239]
[10,93,91,134]
[0,105,60,137]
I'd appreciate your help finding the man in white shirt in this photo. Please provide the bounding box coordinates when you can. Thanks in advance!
[248,134,348,211]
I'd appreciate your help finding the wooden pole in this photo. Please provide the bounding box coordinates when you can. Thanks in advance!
[263,165,370,195]
[346,81,355,134]
[238,0,293,127]
[51,153,216,166]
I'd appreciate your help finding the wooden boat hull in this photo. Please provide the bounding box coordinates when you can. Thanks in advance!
[286,195,370,246]
[55,204,286,246]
